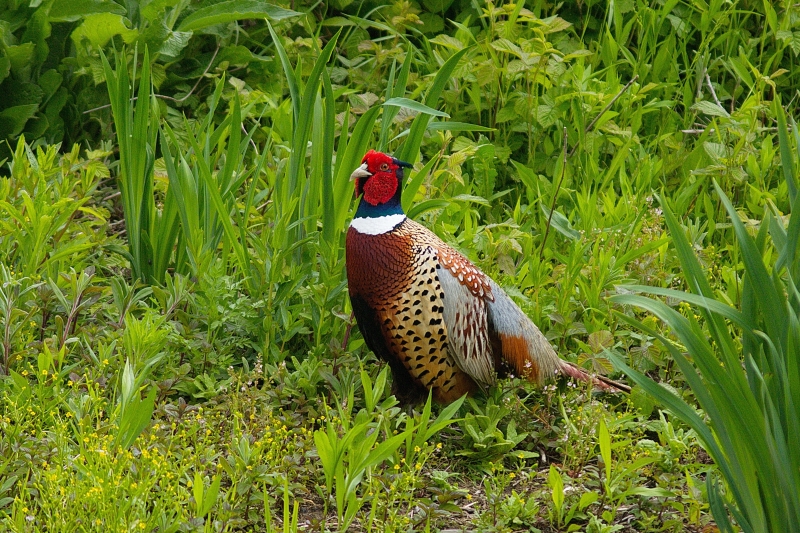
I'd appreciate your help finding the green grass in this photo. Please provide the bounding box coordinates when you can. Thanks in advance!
[2,0,800,531]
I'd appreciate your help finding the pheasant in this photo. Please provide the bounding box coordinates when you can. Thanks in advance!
[346,150,628,405]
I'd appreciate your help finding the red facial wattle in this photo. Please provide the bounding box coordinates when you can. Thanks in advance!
[359,150,400,206]
[362,172,398,205]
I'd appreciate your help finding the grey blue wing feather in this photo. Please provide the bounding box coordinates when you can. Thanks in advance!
[437,264,496,388]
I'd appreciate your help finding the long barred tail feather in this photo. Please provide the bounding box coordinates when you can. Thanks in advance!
[557,360,631,393]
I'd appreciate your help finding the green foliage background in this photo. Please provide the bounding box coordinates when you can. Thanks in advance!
[1,0,800,531]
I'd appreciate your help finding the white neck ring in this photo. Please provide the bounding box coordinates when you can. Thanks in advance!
[350,214,406,235]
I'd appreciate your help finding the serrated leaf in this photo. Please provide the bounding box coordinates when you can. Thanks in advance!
[630,386,657,416]
[495,104,518,124]
[588,330,614,352]
[703,141,728,162]
[141,0,184,21]
[2,80,44,108]
[535,103,559,128]
[429,34,464,50]
[490,38,522,57]
[38,70,63,98]
[543,16,572,33]
[691,100,729,118]
[158,28,193,57]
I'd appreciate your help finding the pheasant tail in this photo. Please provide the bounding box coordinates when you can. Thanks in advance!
[485,280,629,393]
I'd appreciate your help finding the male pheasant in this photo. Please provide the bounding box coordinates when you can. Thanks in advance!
[346,150,627,405]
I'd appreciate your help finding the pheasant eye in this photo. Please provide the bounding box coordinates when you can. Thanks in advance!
[380,163,389,171]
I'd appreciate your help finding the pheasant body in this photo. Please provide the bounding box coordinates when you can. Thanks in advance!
[346,150,625,404]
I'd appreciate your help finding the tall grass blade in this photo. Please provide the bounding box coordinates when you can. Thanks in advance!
[378,51,413,152]
[101,48,164,284]
[332,106,382,230]
[268,25,341,248]
[611,179,800,531]
[774,94,797,204]
[395,47,472,163]
[320,69,337,244]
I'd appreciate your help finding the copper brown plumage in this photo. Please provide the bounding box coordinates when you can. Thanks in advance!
[347,218,477,403]
[346,150,628,404]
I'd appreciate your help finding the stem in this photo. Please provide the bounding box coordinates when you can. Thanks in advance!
[539,127,568,260]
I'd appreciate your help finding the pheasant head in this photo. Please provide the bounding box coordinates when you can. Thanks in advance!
[350,150,412,216]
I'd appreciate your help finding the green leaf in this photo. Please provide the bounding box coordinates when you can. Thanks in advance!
[402,156,437,211]
[617,237,669,266]
[774,96,797,203]
[38,70,63,99]
[200,475,221,517]
[395,46,472,163]
[378,52,413,152]
[49,0,126,22]
[407,199,449,219]
[549,465,564,512]
[426,121,494,132]
[5,44,36,77]
[622,487,675,498]
[178,1,299,32]
[691,100,730,118]
[579,491,599,510]
[383,97,450,118]
[117,384,156,449]
[419,393,464,445]
[71,13,138,48]
[728,56,754,90]
[490,38,522,57]
[158,28,193,58]
[193,472,204,514]
[540,204,580,240]
[321,16,356,27]
[318,67,337,244]
[0,57,10,84]
[0,105,39,137]
[598,418,611,485]
[2,80,45,108]
[333,105,381,228]
[266,22,299,123]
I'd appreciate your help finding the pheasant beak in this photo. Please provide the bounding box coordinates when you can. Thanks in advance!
[350,163,371,181]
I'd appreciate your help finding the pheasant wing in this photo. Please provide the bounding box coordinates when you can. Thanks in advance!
[435,246,496,388]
